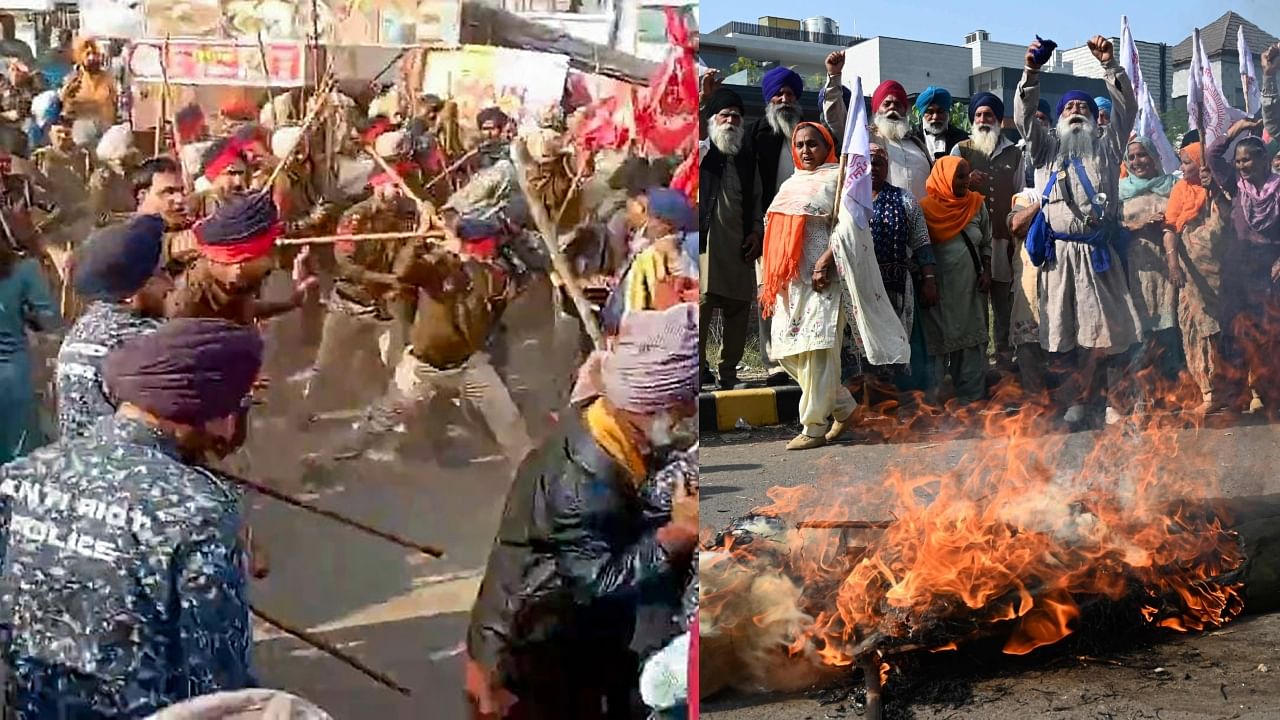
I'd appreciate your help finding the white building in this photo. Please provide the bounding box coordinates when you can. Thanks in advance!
[965,29,1072,74]
[699,17,860,83]
[1060,38,1175,112]
[840,36,974,100]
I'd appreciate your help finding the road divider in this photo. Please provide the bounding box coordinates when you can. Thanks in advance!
[699,386,802,432]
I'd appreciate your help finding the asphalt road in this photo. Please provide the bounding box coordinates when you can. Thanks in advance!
[240,280,583,719]
[700,413,1280,720]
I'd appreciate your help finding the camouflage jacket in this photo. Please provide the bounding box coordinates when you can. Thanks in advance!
[0,414,253,719]
[54,301,162,440]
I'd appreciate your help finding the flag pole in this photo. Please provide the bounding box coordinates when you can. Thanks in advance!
[1193,28,1208,140]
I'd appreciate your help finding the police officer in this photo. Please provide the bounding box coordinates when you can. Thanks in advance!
[0,318,264,719]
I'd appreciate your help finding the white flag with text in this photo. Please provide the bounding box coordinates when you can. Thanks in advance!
[1120,16,1179,173]
[1188,27,1249,147]
[840,75,873,229]
[1238,25,1262,115]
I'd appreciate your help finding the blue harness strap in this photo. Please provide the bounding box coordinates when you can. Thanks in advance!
[1024,160,1120,273]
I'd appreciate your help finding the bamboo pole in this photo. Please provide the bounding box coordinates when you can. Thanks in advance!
[277,230,433,246]
[796,520,893,530]
[256,32,277,119]
[251,605,412,696]
[223,471,445,557]
[510,138,604,350]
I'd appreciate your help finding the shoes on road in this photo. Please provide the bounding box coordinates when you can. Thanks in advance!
[824,414,854,442]
[718,376,740,391]
[701,366,717,387]
[786,433,827,451]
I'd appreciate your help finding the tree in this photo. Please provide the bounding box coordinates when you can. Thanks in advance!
[1161,105,1189,148]
[729,56,763,85]
[910,102,972,131]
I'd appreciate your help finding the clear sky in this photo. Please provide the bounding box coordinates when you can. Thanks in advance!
[698,0,1280,48]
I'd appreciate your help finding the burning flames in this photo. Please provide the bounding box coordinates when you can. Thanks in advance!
[701,392,1248,695]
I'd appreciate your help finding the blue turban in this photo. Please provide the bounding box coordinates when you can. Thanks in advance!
[1056,91,1098,119]
[915,86,952,115]
[1094,96,1113,114]
[195,191,282,263]
[72,215,166,301]
[1037,98,1052,120]
[968,92,1005,122]
[104,318,264,425]
[817,83,851,111]
[761,66,803,103]
[646,188,695,231]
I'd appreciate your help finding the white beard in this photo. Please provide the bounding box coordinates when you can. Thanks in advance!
[969,122,1000,158]
[874,111,910,143]
[765,102,801,140]
[923,119,948,136]
[709,120,743,156]
[1056,114,1100,161]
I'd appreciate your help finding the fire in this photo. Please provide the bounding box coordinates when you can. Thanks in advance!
[701,386,1249,694]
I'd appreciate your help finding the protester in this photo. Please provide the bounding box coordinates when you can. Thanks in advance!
[1164,139,1231,412]
[89,122,138,225]
[919,156,992,404]
[952,92,1023,368]
[1017,34,1143,425]
[59,35,116,127]
[0,231,58,462]
[623,187,698,312]
[915,85,969,160]
[760,122,907,449]
[1119,135,1180,393]
[466,304,699,719]
[55,214,170,439]
[825,59,931,200]
[1095,96,1112,127]
[1008,189,1049,394]
[0,318,260,718]
[0,13,34,67]
[699,86,760,390]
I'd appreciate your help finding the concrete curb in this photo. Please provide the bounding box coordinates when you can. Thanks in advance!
[699,385,802,432]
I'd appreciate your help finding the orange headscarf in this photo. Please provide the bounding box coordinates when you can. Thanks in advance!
[919,156,986,242]
[760,122,838,317]
[1164,142,1209,233]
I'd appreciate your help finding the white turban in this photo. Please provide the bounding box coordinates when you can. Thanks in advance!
[96,123,134,162]
[373,129,409,158]
[271,126,304,160]
[181,140,211,179]
[367,88,401,121]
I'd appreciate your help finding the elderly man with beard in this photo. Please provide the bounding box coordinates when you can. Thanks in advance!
[466,304,699,720]
[824,54,931,200]
[699,86,760,390]
[914,86,969,160]
[1017,35,1143,425]
[953,93,1023,366]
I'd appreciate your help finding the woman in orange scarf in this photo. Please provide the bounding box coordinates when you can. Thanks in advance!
[760,122,909,449]
[918,156,992,404]
[1162,141,1232,412]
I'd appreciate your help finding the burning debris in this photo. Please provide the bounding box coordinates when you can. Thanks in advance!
[700,411,1280,715]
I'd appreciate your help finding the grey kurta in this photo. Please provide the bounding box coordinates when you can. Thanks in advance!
[1015,59,1143,354]
[701,153,761,302]
[1121,192,1177,332]
[921,205,992,356]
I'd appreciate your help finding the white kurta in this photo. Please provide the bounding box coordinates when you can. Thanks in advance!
[884,139,931,200]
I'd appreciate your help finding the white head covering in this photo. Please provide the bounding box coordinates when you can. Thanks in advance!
[367,88,401,121]
[142,689,333,719]
[30,90,59,125]
[271,126,304,160]
[96,123,134,162]
[373,129,409,158]
[259,93,296,129]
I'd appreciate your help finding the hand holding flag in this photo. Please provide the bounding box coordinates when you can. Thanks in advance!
[839,75,874,229]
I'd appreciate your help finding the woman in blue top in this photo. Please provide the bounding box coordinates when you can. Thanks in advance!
[0,241,59,462]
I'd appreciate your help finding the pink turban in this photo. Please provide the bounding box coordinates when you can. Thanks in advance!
[572,304,699,413]
[872,80,908,112]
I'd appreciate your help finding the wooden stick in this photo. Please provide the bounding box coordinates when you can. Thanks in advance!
[256,32,277,118]
[365,144,428,209]
[422,147,479,195]
[796,520,893,529]
[861,655,883,720]
[223,472,445,557]
[277,230,434,246]
[265,69,334,190]
[251,604,412,696]
[154,36,171,157]
[510,138,604,350]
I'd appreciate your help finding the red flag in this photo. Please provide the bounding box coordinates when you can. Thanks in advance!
[633,8,697,157]
[670,149,697,204]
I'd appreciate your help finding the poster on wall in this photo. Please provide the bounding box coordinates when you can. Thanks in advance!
[327,0,459,46]
[129,39,307,86]
[421,46,569,127]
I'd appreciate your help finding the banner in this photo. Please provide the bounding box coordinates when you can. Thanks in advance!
[421,46,570,127]
[129,40,307,87]
[1238,25,1262,115]
[1188,27,1248,148]
[1120,16,1179,174]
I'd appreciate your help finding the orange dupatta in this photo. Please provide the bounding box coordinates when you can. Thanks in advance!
[759,122,838,318]
[919,156,986,242]
[1164,142,1209,233]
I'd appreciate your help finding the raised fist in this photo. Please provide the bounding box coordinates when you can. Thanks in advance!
[1025,40,1046,70]
[1262,44,1280,77]
[826,50,845,75]
[1088,35,1114,65]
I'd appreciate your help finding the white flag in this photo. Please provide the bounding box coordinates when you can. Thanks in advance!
[1238,25,1262,115]
[840,75,873,229]
[1120,16,1179,173]
[1188,27,1249,147]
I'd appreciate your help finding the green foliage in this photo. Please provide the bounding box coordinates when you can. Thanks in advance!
[1161,105,1189,148]
[910,101,972,132]
[729,56,763,85]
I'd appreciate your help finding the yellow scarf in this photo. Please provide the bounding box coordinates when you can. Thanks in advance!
[584,398,646,482]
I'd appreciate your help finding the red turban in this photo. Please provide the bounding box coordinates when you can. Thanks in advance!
[871,80,908,112]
